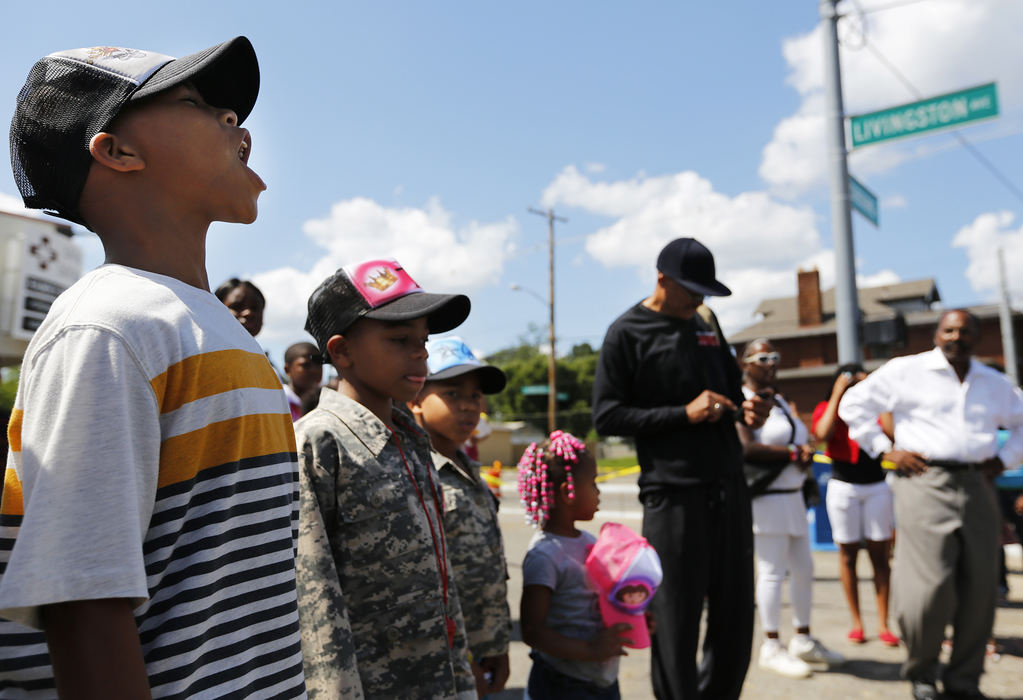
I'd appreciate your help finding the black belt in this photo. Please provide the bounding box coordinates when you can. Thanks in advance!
[927,460,982,471]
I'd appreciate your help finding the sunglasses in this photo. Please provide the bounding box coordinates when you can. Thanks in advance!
[747,352,781,365]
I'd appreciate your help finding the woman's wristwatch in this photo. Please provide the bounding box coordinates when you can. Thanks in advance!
[788,444,799,463]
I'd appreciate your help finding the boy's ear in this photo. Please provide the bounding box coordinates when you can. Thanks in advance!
[88,132,146,173]
[325,334,352,369]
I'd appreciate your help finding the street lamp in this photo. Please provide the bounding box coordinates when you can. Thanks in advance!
[509,283,546,305]
[510,282,556,433]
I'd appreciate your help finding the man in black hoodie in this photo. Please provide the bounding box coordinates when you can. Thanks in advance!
[593,238,770,700]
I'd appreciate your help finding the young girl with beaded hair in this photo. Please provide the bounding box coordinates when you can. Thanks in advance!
[518,430,632,700]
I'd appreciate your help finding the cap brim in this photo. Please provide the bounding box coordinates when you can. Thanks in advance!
[597,596,650,649]
[364,292,470,334]
[668,274,732,297]
[427,364,507,394]
[132,36,259,124]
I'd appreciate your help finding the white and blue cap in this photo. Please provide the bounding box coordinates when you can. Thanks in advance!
[425,337,507,394]
[11,37,259,227]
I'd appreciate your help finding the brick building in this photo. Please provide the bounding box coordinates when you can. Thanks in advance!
[729,269,1023,423]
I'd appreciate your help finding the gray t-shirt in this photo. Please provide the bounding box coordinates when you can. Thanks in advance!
[521,530,619,687]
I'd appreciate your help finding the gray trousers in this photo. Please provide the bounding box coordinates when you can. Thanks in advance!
[891,468,999,693]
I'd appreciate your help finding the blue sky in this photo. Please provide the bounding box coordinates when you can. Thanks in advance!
[1,1,1021,366]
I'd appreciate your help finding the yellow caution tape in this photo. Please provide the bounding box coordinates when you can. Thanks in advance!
[478,462,643,488]
[596,465,640,482]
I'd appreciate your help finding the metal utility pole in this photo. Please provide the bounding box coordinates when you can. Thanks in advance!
[820,0,862,363]
[997,247,1019,384]
[528,207,567,433]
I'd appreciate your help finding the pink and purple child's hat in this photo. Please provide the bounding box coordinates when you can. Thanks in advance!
[585,522,663,649]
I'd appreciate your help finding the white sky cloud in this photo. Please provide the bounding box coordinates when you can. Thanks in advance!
[543,166,818,267]
[541,166,827,333]
[254,196,519,349]
[540,166,914,334]
[881,194,907,209]
[951,210,1023,305]
[857,268,901,288]
[762,1,1023,197]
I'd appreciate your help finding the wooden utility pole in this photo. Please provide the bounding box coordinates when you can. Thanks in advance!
[528,207,566,433]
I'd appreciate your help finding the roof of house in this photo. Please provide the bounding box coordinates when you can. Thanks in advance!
[730,277,948,343]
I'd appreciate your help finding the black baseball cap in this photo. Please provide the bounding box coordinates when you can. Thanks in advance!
[10,37,259,227]
[425,337,507,394]
[305,258,471,361]
[656,237,731,297]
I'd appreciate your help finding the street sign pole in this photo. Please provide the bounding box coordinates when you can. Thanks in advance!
[821,0,861,364]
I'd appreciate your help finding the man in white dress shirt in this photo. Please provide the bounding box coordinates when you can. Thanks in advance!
[839,309,1023,700]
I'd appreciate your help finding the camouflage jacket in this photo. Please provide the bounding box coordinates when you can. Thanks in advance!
[294,389,475,700]
[433,450,511,661]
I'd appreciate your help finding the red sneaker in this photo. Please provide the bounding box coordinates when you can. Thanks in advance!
[848,628,865,644]
[879,631,900,647]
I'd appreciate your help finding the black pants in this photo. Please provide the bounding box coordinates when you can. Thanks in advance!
[642,475,755,700]
[524,653,621,700]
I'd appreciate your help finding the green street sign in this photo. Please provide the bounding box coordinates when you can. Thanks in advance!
[521,385,568,401]
[849,175,878,227]
[849,82,998,148]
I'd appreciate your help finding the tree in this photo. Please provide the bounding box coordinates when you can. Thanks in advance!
[0,368,18,414]
[485,342,599,438]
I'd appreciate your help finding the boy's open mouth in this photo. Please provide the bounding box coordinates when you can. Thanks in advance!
[238,132,251,163]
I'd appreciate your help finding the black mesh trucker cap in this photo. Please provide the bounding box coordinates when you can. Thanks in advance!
[305,258,471,361]
[656,237,732,297]
[10,37,259,227]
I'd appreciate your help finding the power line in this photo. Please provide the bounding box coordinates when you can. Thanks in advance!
[861,36,1023,207]
[857,0,932,15]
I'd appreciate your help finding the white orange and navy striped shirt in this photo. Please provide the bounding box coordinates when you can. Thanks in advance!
[0,265,306,698]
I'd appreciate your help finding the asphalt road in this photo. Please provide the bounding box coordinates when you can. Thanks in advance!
[487,471,1023,700]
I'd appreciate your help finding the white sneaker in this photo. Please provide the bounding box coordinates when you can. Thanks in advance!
[759,639,813,678]
[788,634,845,666]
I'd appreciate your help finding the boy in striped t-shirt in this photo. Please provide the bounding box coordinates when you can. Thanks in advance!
[0,38,306,698]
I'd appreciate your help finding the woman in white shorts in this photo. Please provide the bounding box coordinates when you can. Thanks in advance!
[738,339,844,679]
[813,363,898,647]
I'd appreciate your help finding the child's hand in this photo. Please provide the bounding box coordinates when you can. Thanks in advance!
[589,623,633,661]
[478,653,510,694]
[645,610,657,636]
[469,658,488,698]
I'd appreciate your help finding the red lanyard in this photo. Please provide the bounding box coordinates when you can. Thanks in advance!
[389,424,456,649]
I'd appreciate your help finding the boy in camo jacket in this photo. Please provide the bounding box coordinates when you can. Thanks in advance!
[409,337,513,696]
[295,259,476,699]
